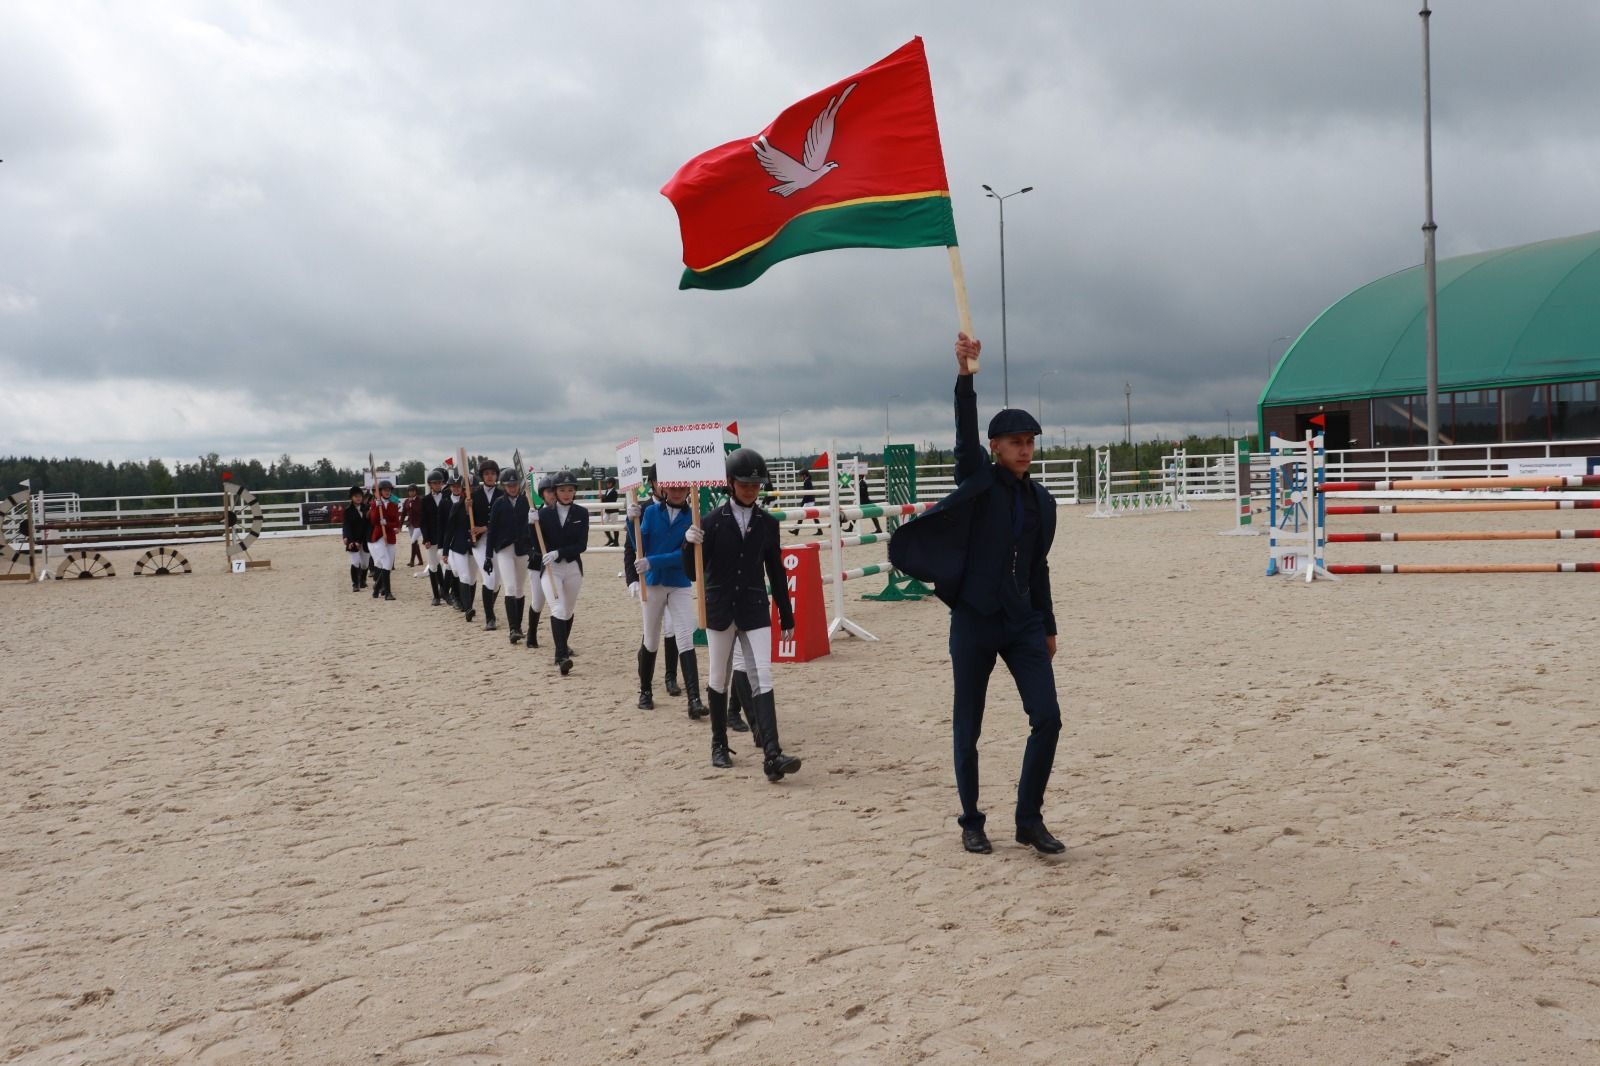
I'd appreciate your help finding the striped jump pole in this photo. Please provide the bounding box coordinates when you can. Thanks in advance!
[1331,562,1600,575]
[1328,500,1600,515]
[821,562,894,584]
[1329,529,1600,543]
[835,532,890,548]
[766,501,933,525]
[1322,474,1600,493]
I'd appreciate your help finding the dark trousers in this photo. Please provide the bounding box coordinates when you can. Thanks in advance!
[949,603,1061,831]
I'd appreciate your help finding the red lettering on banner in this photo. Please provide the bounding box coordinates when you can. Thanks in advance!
[772,542,828,663]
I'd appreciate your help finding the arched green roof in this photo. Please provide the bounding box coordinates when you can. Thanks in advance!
[1262,229,1600,406]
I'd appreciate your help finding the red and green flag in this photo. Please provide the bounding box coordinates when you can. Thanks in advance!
[662,37,958,291]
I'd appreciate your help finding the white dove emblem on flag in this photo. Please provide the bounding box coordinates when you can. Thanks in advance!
[752,83,856,197]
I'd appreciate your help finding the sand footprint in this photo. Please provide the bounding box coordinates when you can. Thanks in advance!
[467,971,536,999]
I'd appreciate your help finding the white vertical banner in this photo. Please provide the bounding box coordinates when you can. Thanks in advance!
[615,437,644,491]
[652,422,725,486]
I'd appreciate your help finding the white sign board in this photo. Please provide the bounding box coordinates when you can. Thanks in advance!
[1508,457,1589,477]
[363,469,397,489]
[231,559,248,573]
[653,422,725,487]
[615,437,644,491]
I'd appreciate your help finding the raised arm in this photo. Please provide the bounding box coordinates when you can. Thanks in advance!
[952,333,985,484]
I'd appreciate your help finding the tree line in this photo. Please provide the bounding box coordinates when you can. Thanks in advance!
[3,434,1253,501]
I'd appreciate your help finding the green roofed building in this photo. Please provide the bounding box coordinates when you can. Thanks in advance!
[1260,230,1600,452]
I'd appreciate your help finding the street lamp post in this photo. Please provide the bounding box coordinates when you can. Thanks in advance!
[982,183,1033,407]
[1420,0,1441,461]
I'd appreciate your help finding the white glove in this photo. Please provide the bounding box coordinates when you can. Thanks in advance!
[634,557,651,576]
[626,500,641,520]
[542,551,560,567]
[781,628,794,644]
[685,526,704,544]
[627,582,641,602]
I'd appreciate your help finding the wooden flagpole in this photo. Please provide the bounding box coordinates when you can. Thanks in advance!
[369,454,391,538]
[690,487,707,630]
[531,470,560,607]
[633,490,648,604]
[947,246,977,370]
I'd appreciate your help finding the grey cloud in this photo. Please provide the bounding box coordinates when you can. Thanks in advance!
[3,1,1600,468]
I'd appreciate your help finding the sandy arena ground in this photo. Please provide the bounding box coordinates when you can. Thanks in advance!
[2,500,1598,1065]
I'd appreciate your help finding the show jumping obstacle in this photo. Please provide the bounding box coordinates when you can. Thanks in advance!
[1265,433,1331,582]
[1091,447,1192,518]
[1266,435,1600,578]
[3,480,269,581]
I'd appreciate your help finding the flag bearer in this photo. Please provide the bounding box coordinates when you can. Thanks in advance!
[887,334,1064,857]
[367,480,401,601]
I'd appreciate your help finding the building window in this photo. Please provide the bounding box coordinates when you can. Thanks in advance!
[1552,381,1600,439]
[1501,385,1550,441]
[1452,390,1500,444]
[1371,394,1425,447]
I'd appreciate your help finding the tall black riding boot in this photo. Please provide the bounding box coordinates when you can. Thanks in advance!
[556,614,576,672]
[732,671,759,745]
[350,565,361,592]
[460,582,477,622]
[549,617,571,673]
[637,645,656,709]
[445,572,460,609]
[507,596,523,644]
[662,635,682,697]
[755,691,801,782]
[707,689,733,769]
[678,648,707,719]
[429,569,443,606]
[482,587,499,631]
[370,563,380,597]
[526,607,541,648]
[382,569,396,600]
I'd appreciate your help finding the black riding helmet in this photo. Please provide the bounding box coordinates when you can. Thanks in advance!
[427,467,447,485]
[500,469,522,488]
[725,447,769,486]
[553,470,578,488]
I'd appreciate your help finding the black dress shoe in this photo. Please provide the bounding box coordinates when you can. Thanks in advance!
[1015,824,1066,854]
[962,828,993,854]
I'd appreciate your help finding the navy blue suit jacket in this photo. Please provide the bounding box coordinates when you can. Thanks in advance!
[888,374,1057,634]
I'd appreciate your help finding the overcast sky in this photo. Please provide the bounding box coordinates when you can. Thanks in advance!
[4,0,1599,471]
